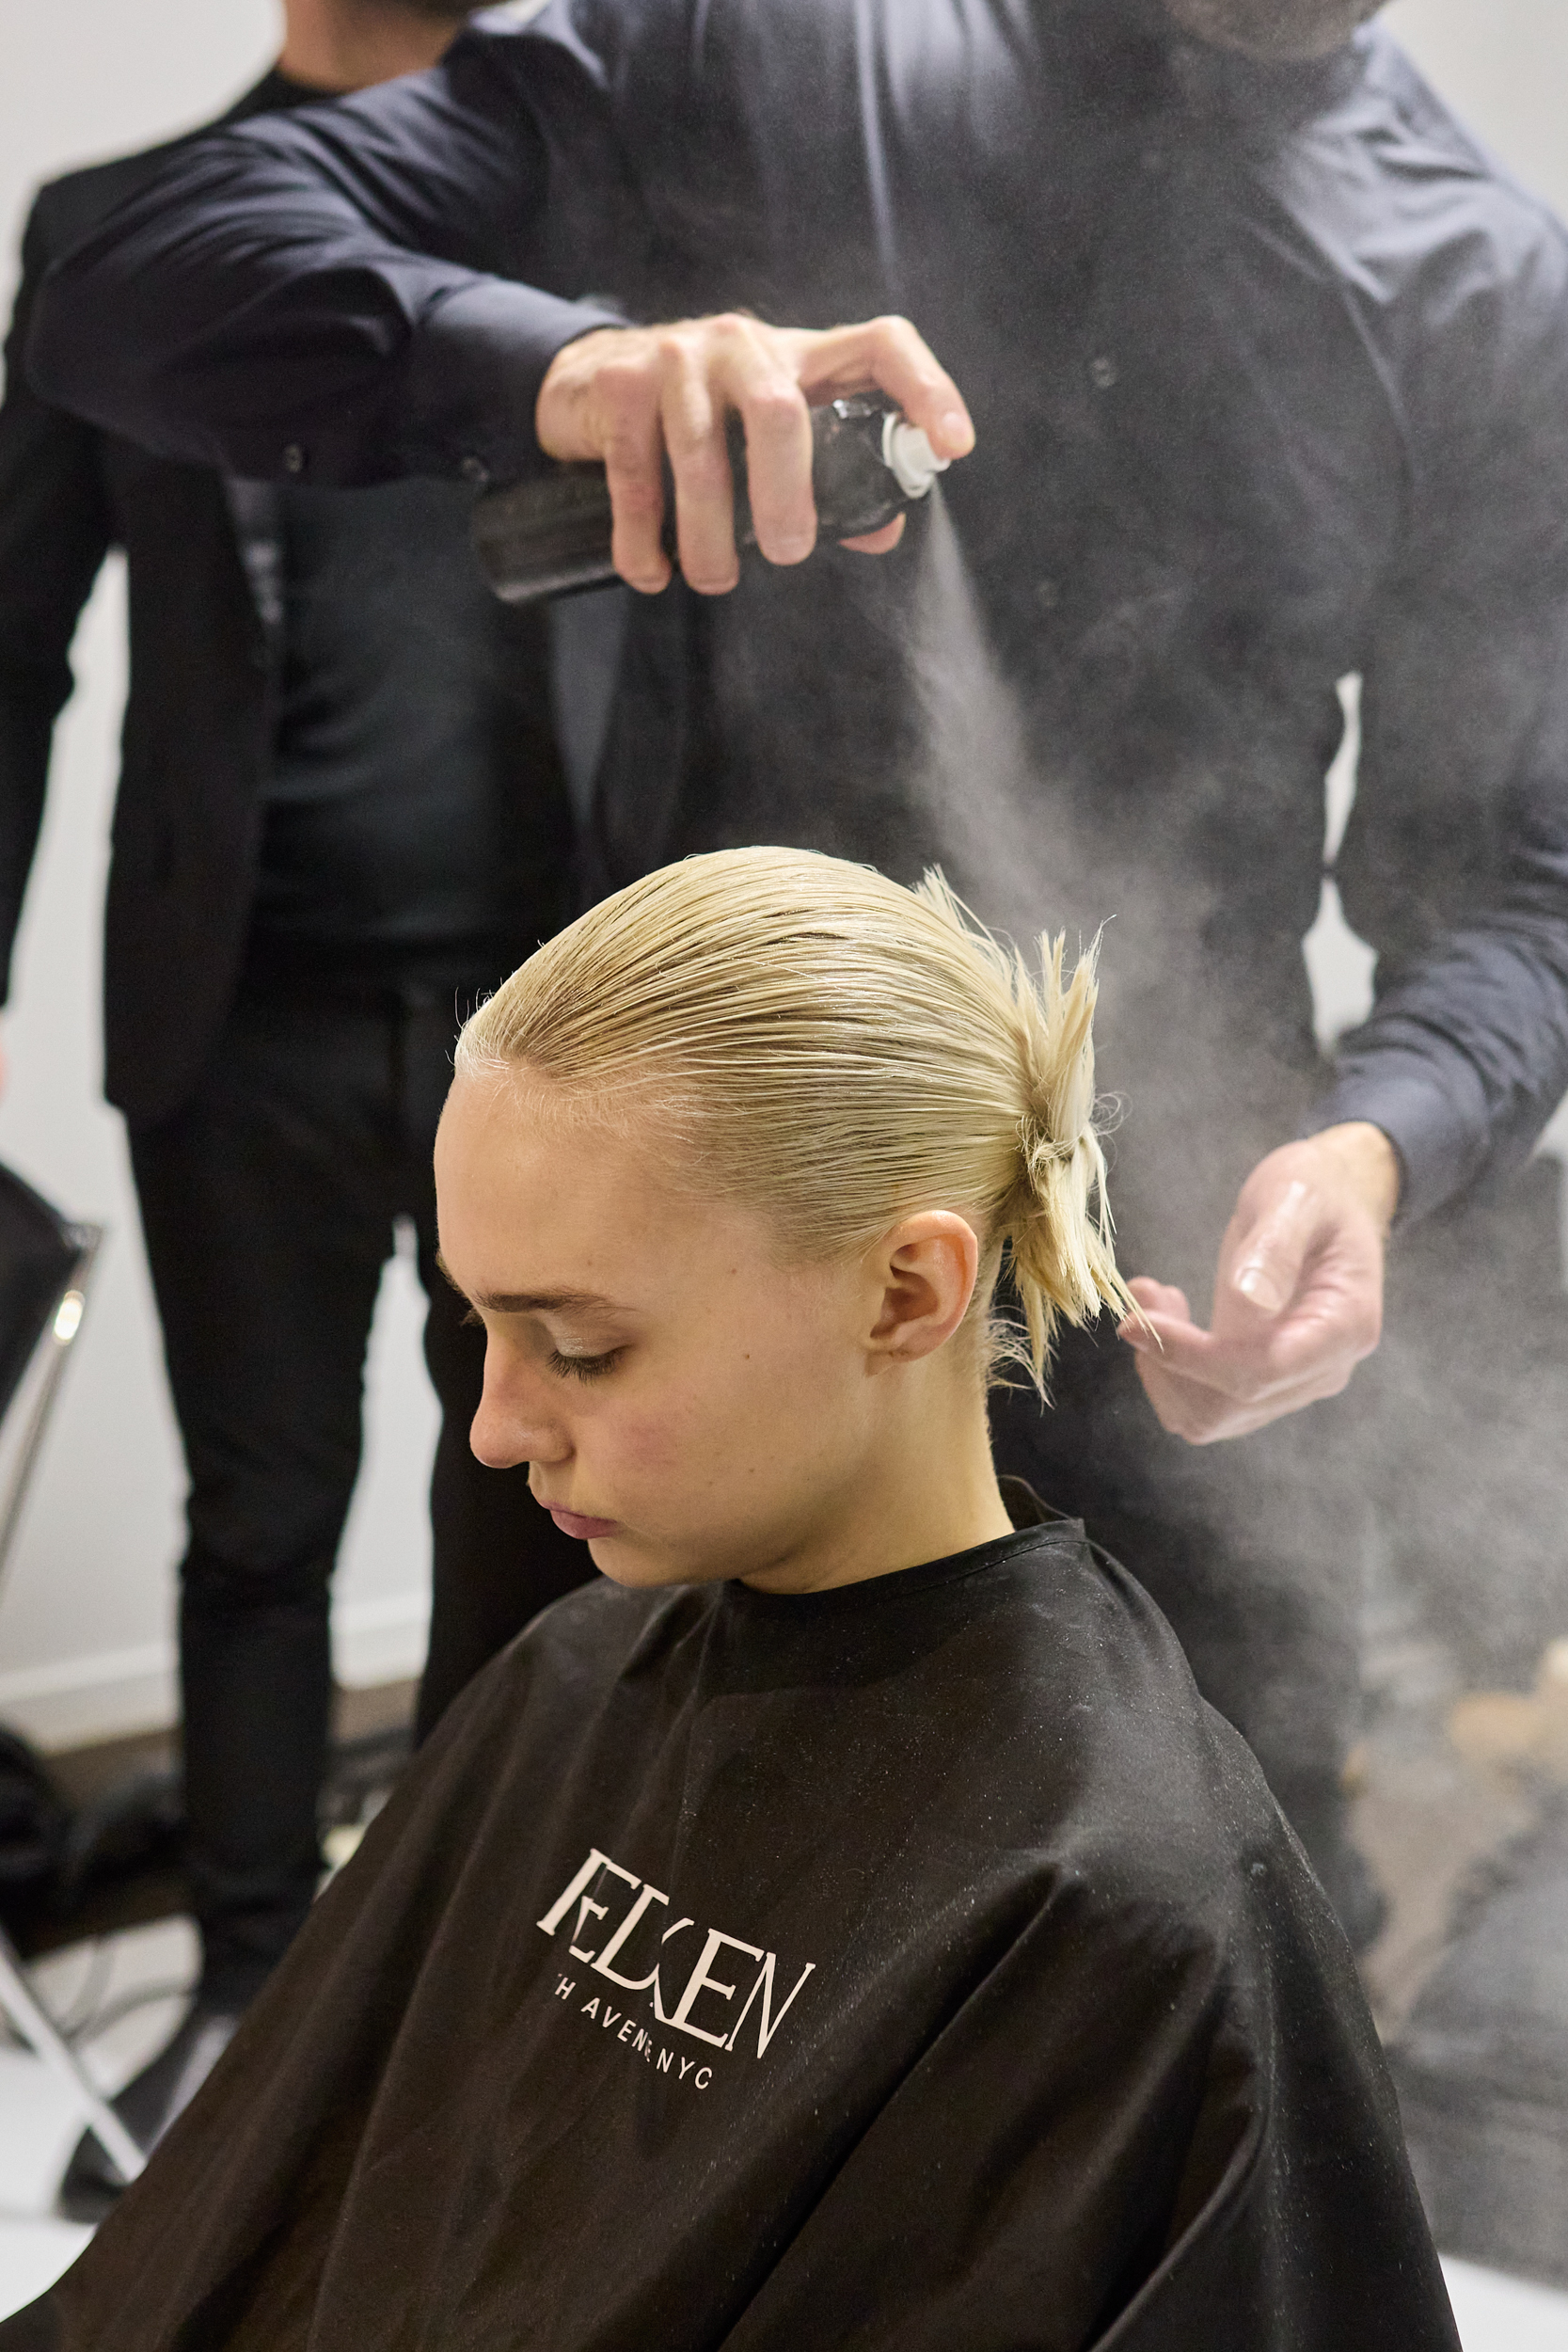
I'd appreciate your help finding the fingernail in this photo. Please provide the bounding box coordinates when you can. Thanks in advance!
[1235,1266,1285,1313]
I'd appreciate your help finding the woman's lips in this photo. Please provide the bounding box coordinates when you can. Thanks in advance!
[546,1506,620,1541]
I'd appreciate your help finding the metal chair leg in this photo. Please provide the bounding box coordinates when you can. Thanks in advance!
[0,1225,103,1602]
[0,1925,145,2184]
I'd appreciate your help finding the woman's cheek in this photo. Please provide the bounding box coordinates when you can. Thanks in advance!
[605,1399,698,1483]
[608,1350,767,1486]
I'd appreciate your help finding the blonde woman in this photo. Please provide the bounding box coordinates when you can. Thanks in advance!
[11,850,1456,2352]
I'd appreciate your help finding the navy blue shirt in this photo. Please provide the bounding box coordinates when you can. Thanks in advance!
[28,1,1568,1234]
[254,468,570,985]
[230,65,573,989]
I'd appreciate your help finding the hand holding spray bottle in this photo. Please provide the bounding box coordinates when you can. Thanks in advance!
[471,396,951,603]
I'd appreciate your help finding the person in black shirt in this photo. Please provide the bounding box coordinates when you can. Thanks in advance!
[0,847,1458,2351]
[0,0,592,2196]
[24,0,1568,1954]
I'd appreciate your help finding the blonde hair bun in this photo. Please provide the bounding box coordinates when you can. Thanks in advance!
[457,847,1132,1387]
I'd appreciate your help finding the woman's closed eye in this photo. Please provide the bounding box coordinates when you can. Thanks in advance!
[547,1346,624,1383]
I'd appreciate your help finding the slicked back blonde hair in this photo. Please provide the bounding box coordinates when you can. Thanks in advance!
[456,848,1132,1387]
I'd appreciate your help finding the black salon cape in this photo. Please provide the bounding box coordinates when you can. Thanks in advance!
[5,1504,1455,2351]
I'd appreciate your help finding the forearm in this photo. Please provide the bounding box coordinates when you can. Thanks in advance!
[1307,911,1568,1223]
[26,45,627,486]
[1337,313,1568,1221]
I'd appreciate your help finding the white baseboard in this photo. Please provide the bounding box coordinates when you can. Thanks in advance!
[0,1590,431,1753]
[332,1591,434,1696]
[0,1641,173,1756]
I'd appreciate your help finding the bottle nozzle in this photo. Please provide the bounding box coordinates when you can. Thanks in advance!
[881,414,950,500]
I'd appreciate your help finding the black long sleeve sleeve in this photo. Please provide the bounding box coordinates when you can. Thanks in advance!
[1315,660,1568,1220]
[26,29,630,489]
[0,197,114,1004]
[1309,194,1568,1217]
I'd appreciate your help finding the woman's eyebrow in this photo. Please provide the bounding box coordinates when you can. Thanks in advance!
[432,1253,618,1317]
[479,1287,619,1314]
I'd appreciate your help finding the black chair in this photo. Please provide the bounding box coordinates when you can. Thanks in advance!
[0,1161,101,1600]
[0,1164,138,2178]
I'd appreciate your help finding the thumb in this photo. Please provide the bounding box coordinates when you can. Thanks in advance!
[1225,1178,1314,1320]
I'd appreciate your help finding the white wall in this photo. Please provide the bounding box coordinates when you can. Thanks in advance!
[1386,0,1568,218]
[0,0,439,1747]
[0,0,1561,1747]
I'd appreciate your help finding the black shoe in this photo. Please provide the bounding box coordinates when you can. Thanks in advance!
[57,1998,242,2221]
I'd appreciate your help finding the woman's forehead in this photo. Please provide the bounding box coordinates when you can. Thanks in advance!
[436,1075,772,1300]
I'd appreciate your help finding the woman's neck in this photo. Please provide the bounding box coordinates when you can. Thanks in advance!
[740,1375,1015,1597]
[278,0,464,92]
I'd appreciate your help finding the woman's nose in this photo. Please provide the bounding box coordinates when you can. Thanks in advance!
[468,1355,570,1470]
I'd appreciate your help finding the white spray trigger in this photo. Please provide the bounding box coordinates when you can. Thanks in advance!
[882,414,950,500]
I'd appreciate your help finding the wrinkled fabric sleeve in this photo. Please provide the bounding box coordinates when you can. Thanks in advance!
[1307,211,1568,1222]
[0,194,113,1004]
[25,30,628,489]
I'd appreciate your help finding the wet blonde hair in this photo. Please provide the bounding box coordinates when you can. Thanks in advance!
[455,847,1132,1387]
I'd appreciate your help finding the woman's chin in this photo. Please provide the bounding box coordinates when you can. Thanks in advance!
[586,1531,713,1590]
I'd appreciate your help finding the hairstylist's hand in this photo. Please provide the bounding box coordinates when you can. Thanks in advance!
[535,313,974,596]
[1117,1123,1400,1443]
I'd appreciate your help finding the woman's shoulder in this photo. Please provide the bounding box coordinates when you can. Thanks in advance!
[938,1523,1308,1929]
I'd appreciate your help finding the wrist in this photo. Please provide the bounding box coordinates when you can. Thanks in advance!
[535,326,633,462]
[1311,1120,1401,1232]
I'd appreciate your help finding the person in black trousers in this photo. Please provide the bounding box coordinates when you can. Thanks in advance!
[0,0,592,2192]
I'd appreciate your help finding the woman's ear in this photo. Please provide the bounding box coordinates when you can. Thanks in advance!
[864,1212,981,1364]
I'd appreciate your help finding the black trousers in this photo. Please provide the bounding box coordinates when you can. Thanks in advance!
[129,979,593,2008]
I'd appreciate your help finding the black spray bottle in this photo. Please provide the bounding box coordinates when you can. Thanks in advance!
[470,395,950,603]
